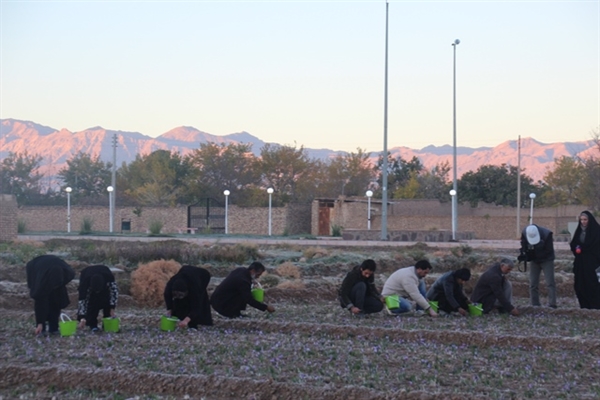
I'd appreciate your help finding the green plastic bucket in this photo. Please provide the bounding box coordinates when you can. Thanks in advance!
[469,303,483,316]
[251,288,264,302]
[59,314,77,337]
[102,317,120,333]
[385,295,400,310]
[428,301,439,313]
[160,316,179,332]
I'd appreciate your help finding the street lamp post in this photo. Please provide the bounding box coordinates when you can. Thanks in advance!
[449,189,457,241]
[451,39,460,244]
[107,186,114,233]
[66,187,72,233]
[267,188,274,236]
[224,190,230,234]
[529,193,536,224]
[366,190,373,230]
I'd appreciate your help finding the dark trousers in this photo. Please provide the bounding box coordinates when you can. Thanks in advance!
[438,296,469,313]
[350,282,383,314]
[86,301,111,329]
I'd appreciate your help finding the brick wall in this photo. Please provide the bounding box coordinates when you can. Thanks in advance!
[16,203,312,236]
[312,197,586,240]
[0,195,18,242]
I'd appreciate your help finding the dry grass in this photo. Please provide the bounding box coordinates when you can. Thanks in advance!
[130,259,181,307]
[274,262,302,279]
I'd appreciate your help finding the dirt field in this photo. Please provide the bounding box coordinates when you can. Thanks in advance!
[1,240,599,399]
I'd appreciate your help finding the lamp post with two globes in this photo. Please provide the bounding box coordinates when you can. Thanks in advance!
[529,193,536,224]
[224,190,230,234]
[450,189,457,241]
[267,188,274,236]
[66,187,72,233]
[107,186,114,233]
[366,190,373,230]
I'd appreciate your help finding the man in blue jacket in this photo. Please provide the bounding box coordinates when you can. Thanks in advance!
[426,268,471,316]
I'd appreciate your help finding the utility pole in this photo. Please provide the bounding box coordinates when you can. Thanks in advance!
[111,133,118,232]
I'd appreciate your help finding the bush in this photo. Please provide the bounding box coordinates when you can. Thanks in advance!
[130,259,182,307]
[275,262,302,279]
[17,219,26,233]
[331,224,343,237]
[80,217,94,235]
[259,274,280,288]
[303,247,329,260]
[148,220,163,236]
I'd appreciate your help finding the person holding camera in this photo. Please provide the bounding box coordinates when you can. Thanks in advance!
[519,224,556,308]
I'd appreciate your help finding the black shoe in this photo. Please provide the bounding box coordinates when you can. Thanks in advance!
[549,304,557,309]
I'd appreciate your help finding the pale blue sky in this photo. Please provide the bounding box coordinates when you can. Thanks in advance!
[1,0,598,152]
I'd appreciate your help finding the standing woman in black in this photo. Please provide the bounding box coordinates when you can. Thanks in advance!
[570,211,600,309]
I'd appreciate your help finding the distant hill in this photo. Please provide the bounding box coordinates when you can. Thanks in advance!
[1,118,597,186]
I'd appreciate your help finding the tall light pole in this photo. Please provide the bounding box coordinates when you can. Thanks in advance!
[66,187,72,233]
[111,133,117,234]
[451,39,460,242]
[107,186,114,233]
[366,190,373,230]
[224,190,230,234]
[529,193,536,224]
[267,188,274,236]
[381,0,389,241]
[449,189,457,240]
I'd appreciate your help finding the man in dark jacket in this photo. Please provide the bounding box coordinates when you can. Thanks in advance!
[164,265,213,328]
[471,258,519,316]
[519,224,556,308]
[426,268,471,316]
[77,265,119,331]
[339,259,384,315]
[26,255,75,335]
[211,262,275,318]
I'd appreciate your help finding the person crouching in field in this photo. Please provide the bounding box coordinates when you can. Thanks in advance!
[164,265,213,328]
[382,260,438,317]
[211,262,275,318]
[77,265,119,332]
[471,258,519,316]
[26,255,75,335]
[338,259,384,316]
[426,268,471,316]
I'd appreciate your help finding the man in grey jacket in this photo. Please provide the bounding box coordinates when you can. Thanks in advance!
[382,260,438,317]
[519,224,556,308]
[471,258,519,316]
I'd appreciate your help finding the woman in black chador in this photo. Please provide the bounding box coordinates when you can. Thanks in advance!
[570,211,600,309]
[164,265,213,328]
[26,255,75,335]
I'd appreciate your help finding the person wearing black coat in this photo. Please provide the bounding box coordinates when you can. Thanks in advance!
[519,224,556,308]
[470,258,519,316]
[338,259,384,315]
[570,211,600,309]
[77,265,119,331]
[26,255,75,335]
[426,268,471,316]
[164,265,213,328]
[211,262,275,318]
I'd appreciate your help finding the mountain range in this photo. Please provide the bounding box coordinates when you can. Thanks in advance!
[1,118,597,185]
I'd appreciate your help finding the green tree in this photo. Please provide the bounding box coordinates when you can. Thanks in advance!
[324,148,374,197]
[186,143,259,204]
[374,153,423,198]
[0,151,44,205]
[458,164,537,207]
[58,152,112,201]
[579,157,600,210]
[259,143,318,205]
[541,156,585,206]
[119,150,191,206]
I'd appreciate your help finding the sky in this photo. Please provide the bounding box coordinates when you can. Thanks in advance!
[1,0,598,153]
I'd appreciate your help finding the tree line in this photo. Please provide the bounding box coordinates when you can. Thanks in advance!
[1,135,599,211]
